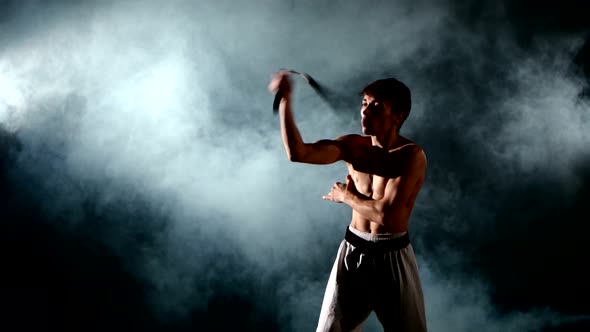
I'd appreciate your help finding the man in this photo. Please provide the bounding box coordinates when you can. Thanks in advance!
[268,71,427,332]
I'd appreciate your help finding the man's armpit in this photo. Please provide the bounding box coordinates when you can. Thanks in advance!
[351,148,415,178]
[334,134,364,163]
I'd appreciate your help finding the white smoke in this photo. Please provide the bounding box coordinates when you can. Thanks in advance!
[1,0,588,331]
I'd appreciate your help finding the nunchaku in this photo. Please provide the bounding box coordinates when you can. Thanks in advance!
[272,70,328,113]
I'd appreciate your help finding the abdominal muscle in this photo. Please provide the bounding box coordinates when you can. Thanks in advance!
[346,167,418,235]
[349,210,410,234]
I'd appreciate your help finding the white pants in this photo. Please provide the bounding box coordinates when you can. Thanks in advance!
[316,227,427,332]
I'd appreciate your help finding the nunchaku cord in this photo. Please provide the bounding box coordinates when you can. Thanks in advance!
[272,70,326,113]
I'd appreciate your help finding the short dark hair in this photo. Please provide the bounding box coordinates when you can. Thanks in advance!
[361,78,411,121]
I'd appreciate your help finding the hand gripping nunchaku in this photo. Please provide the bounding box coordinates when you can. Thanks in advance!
[272,70,330,113]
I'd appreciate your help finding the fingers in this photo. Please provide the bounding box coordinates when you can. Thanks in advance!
[336,182,347,190]
[268,75,281,93]
[345,174,352,184]
[333,182,346,192]
[278,69,293,76]
[323,185,337,200]
[268,71,293,95]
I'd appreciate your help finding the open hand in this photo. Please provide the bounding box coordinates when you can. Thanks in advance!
[323,175,357,203]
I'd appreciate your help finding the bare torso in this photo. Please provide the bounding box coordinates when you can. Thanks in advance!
[269,71,426,235]
[345,135,426,234]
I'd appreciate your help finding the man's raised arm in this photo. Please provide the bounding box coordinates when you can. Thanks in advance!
[269,71,346,165]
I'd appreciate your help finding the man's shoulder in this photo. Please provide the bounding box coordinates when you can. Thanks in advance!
[336,134,370,144]
[332,134,370,162]
[392,137,424,154]
[390,138,427,169]
[335,134,371,152]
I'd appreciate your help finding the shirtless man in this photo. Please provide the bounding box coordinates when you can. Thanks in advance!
[269,71,427,332]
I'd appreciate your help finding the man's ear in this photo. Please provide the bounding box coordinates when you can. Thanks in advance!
[393,111,403,124]
[384,100,397,117]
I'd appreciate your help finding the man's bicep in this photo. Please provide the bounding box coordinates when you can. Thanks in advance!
[297,140,341,164]
[296,135,353,165]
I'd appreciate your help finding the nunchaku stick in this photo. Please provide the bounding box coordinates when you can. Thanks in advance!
[272,69,325,113]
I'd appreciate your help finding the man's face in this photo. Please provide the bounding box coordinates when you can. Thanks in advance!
[360,94,396,136]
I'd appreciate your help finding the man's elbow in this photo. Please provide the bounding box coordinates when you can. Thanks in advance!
[372,204,387,225]
[286,147,308,162]
[286,150,302,162]
[372,211,385,226]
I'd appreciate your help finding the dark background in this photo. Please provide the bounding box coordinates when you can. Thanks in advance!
[1,0,589,331]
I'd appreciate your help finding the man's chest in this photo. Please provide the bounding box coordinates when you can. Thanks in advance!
[346,163,389,199]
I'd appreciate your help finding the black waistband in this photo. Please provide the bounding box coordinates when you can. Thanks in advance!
[344,227,410,255]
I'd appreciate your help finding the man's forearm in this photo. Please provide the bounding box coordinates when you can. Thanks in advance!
[279,97,306,161]
[342,192,385,226]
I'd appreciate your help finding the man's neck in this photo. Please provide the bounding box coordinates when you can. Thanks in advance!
[371,130,399,150]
